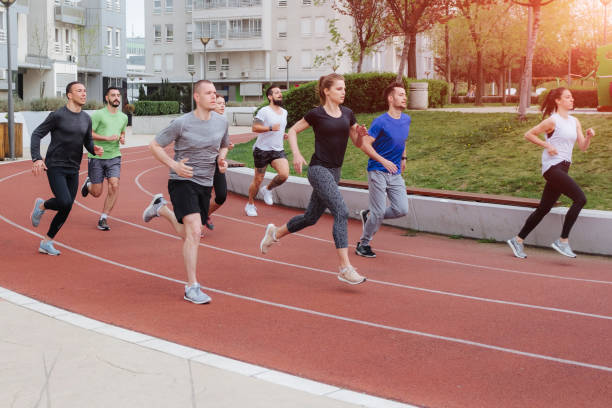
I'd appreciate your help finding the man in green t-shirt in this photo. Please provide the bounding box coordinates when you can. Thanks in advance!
[80,87,128,231]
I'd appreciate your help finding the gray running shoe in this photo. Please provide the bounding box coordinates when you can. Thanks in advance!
[338,265,366,285]
[30,198,45,227]
[184,283,211,304]
[260,224,278,254]
[506,237,527,259]
[39,240,60,256]
[81,176,90,197]
[552,239,576,258]
[143,193,167,222]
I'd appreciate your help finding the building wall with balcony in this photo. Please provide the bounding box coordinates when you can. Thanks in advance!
[0,2,27,96]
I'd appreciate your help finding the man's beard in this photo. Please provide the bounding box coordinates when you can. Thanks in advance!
[272,98,283,107]
[109,100,120,107]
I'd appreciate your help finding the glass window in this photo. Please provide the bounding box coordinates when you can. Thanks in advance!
[221,57,229,71]
[165,54,174,72]
[315,17,326,36]
[277,19,287,39]
[153,54,162,71]
[153,0,161,12]
[208,60,217,71]
[301,50,311,69]
[185,0,193,12]
[277,0,287,6]
[166,24,174,42]
[186,23,193,42]
[115,29,121,55]
[302,0,312,5]
[187,53,195,66]
[154,24,162,42]
[165,0,174,11]
[300,18,311,37]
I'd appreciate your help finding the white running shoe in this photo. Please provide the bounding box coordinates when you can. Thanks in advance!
[260,224,278,254]
[245,203,258,217]
[338,265,366,285]
[259,184,274,205]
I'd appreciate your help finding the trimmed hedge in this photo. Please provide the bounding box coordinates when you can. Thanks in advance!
[263,72,449,127]
[451,95,540,104]
[537,89,598,108]
[29,97,67,112]
[134,101,180,116]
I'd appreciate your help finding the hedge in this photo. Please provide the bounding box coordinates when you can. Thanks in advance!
[134,101,180,116]
[259,72,449,127]
[537,89,598,108]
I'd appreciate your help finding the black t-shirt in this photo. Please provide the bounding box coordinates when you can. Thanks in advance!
[303,105,356,168]
[30,106,95,170]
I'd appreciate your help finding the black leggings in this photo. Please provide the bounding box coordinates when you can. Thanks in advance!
[44,167,79,239]
[212,161,227,206]
[518,162,586,240]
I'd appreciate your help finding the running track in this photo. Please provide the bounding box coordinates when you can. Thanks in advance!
[1,146,612,407]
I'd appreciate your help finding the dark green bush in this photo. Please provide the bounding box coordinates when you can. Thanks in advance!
[134,101,180,116]
[260,72,449,127]
[537,89,598,108]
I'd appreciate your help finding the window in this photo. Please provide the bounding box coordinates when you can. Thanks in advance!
[220,57,229,71]
[105,0,112,9]
[186,23,193,42]
[0,10,5,43]
[228,18,261,39]
[154,24,162,42]
[195,20,227,39]
[115,29,121,56]
[106,27,113,55]
[300,18,311,37]
[302,0,312,5]
[208,59,217,71]
[315,17,326,36]
[276,52,287,70]
[165,24,174,42]
[277,0,287,6]
[165,0,174,11]
[153,54,162,72]
[301,50,312,69]
[165,54,174,72]
[65,29,71,53]
[187,53,195,68]
[114,0,121,12]
[277,19,287,39]
[153,0,161,12]
[54,28,61,52]
[185,0,193,12]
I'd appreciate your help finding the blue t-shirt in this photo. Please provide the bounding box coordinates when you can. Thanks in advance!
[367,112,411,173]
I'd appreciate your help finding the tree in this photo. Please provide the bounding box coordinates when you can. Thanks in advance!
[385,0,447,80]
[510,0,557,120]
[331,0,390,72]
[77,24,102,89]
[313,19,347,72]
[31,25,48,98]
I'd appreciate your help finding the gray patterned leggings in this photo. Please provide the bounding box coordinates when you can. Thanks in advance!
[287,165,349,248]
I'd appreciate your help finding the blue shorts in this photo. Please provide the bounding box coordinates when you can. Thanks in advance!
[88,156,121,184]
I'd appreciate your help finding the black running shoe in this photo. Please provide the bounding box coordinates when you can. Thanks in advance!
[81,177,90,197]
[97,218,110,231]
[204,216,214,230]
[355,242,376,258]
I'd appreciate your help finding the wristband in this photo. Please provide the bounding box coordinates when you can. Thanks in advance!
[269,125,273,131]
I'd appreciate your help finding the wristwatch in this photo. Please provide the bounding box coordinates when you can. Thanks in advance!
[269,125,273,131]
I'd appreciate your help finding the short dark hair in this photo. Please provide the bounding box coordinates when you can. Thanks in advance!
[266,85,280,98]
[194,79,213,93]
[66,81,84,96]
[105,86,121,97]
[383,82,405,103]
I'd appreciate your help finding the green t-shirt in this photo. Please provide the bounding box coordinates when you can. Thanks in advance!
[88,107,128,159]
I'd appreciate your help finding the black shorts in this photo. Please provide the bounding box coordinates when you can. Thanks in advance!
[253,147,287,169]
[168,180,212,224]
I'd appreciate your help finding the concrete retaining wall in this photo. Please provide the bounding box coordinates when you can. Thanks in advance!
[131,114,181,135]
[225,167,612,256]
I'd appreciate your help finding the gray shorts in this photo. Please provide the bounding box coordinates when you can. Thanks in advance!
[88,156,121,184]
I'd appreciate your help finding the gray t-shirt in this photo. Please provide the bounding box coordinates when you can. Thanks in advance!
[155,111,230,187]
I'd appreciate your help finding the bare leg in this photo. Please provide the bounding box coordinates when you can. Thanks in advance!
[266,158,289,190]
[247,167,266,205]
[181,213,202,286]
[89,182,103,198]
[102,177,120,215]
[158,205,187,237]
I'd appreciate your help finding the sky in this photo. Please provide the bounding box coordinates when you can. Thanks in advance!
[125,0,145,38]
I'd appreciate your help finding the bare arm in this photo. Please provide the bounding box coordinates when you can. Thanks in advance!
[575,118,594,152]
[524,117,557,155]
[287,118,310,174]
[149,139,193,178]
[252,117,280,133]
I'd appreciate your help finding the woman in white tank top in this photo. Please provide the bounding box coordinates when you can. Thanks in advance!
[507,88,595,259]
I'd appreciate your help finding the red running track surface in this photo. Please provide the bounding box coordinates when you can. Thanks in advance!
[1,146,612,407]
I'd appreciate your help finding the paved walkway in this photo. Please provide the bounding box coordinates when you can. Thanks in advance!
[429,106,612,115]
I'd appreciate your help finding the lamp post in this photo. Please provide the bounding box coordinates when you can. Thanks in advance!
[200,37,210,80]
[1,0,17,160]
[284,55,291,91]
[188,69,195,111]
[602,0,612,44]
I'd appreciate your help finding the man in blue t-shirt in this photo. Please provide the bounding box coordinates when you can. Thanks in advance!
[356,82,410,258]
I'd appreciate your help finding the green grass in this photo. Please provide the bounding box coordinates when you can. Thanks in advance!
[227,111,612,210]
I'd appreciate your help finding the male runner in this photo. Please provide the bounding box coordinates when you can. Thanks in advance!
[356,82,410,258]
[244,85,289,216]
[30,81,103,255]
[142,80,229,304]
[80,87,128,230]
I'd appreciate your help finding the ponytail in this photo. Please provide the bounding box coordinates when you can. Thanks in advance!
[317,73,345,105]
[541,87,567,120]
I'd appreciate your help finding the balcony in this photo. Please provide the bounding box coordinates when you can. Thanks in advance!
[54,4,86,26]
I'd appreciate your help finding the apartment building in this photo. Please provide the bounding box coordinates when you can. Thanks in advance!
[0,0,28,98]
[0,0,126,104]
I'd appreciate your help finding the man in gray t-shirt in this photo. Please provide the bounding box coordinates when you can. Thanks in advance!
[142,80,229,305]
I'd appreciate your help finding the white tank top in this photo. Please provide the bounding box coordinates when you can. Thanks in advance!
[541,113,577,175]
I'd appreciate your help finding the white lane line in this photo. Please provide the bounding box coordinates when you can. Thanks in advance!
[0,285,415,408]
[133,166,612,287]
[1,215,611,374]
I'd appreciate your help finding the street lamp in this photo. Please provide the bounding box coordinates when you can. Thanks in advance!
[284,55,292,91]
[188,68,195,111]
[1,0,17,160]
[200,37,210,80]
[602,0,612,44]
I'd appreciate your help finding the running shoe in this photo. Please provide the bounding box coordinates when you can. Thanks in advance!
[81,176,90,197]
[245,203,258,217]
[551,239,576,258]
[143,193,167,222]
[39,240,61,256]
[97,218,110,231]
[30,198,45,227]
[355,242,376,258]
[506,237,527,259]
[204,216,214,230]
[259,184,274,205]
[338,265,366,285]
[184,283,211,304]
[359,209,369,230]
[260,223,278,254]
